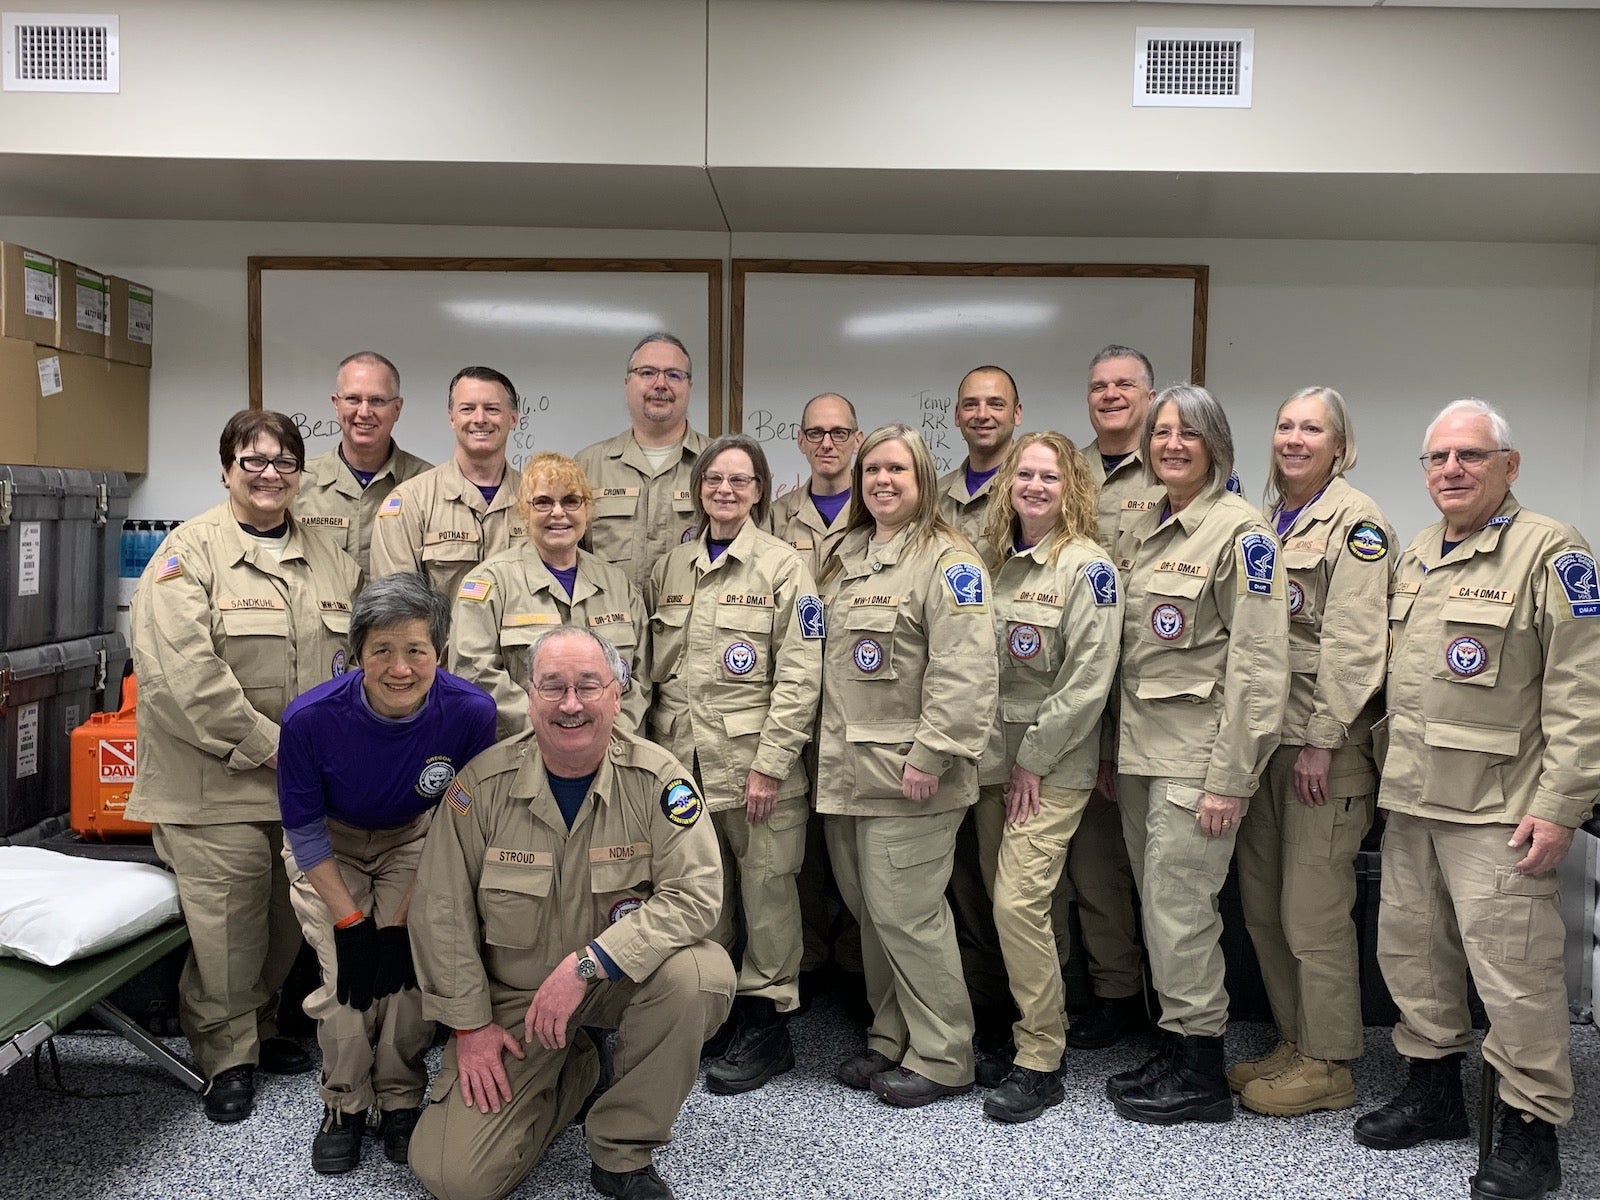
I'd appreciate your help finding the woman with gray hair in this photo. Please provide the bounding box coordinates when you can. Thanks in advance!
[1229,388,1396,1118]
[647,433,823,1095]
[1106,385,1289,1126]
[277,571,498,1175]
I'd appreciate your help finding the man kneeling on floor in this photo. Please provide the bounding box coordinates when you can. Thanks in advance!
[407,625,733,1200]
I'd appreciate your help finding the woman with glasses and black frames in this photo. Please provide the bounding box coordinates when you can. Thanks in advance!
[1229,387,1395,1118]
[127,410,361,1126]
[648,433,822,1096]
[817,424,998,1109]
[448,451,650,739]
[1105,385,1288,1126]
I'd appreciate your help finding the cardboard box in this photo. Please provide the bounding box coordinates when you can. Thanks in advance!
[0,336,148,473]
[0,242,59,346]
[105,276,154,366]
[55,261,110,357]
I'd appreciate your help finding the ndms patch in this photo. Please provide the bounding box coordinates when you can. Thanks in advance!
[1554,551,1600,619]
[797,593,826,639]
[660,778,702,827]
[1237,533,1278,597]
[942,560,987,609]
[1082,560,1119,607]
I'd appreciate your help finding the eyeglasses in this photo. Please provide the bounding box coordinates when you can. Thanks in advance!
[627,366,691,386]
[800,427,858,445]
[235,454,302,475]
[702,473,756,490]
[528,494,586,514]
[334,394,400,410]
[533,679,613,703]
[1419,447,1510,471]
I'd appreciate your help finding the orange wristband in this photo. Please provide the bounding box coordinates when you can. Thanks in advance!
[333,911,365,929]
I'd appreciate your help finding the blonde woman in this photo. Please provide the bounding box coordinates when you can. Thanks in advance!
[817,425,999,1107]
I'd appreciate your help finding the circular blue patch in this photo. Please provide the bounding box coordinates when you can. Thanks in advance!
[1347,520,1389,563]
[661,778,701,827]
[1008,622,1042,660]
[1151,603,1186,641]
[1447,635,1488,677]
[681,527,697,543]
[1288,580,1305,616]
[619,659,631,690]
[723,640,757,676]
[609,897,644,924]
[416,758,455,798]
[331,648,347,677]
[852,637,884,673]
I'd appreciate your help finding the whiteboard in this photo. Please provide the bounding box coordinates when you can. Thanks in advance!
[732,262,1205,498]
[252,259,721,472]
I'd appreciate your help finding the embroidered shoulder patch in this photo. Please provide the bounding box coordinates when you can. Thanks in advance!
[1237,533,1277,597]
[445,777,474,815]
[155,553,183,581]
[378,494,402,517]
[1346,521,1389,563]
[1226,470,1243,496]
[660,778,702,827]
[797,593,825,639]
[458,577,492,601]
[1082,560,1118,607]
[1553,551,1600,618]
[942,560,987,607]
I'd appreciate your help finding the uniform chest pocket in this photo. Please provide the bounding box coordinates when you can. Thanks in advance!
[421,534,482,562]
[1283,549,1325,624]
[842,604,899,681]
[1434,596,1514,688]
[590,852,654,897]
[649,605,691,682]
[593,492,640,522]
[717,604,775,681]
[1000,604,1065,672]
[1138,571,1206,648]
[220,606,289,689]
[479,862,553,948]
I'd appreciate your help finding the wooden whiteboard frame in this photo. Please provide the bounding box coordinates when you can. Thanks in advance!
[248,256,726,435]
[729,259,1208,432]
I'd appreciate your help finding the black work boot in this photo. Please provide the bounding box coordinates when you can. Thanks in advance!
[973,1026,1016,1089]
[1353,1053,1470,1151]
[311,1106,367,1174]
[705,997,794,1095]
[1106,1030,1174,1100]
[983,1065,1065,1124]
[377,1106,421,1166]
[1067,992,1149,1050]
[1471,1105,1562,1200]
[1112,1033,1234,1125]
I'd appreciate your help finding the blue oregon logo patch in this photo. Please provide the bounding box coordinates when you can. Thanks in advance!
[1240,532,1277,596]
[943,561,986,606]
[660,779,701,827]
[1446,635,1489,677]
[853,637,884,673]
[1554,551,1600,618]
[416,757,455,799]
[723,640,757,676]
[1346,520,1389,563]
[797,593,826,639]
[1083,560,1118,607]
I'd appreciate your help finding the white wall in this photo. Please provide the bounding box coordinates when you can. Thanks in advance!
[1,215,1593,547]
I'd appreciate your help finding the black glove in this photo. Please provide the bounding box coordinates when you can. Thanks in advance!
[332,916,379,1012]
[372,924,417,999]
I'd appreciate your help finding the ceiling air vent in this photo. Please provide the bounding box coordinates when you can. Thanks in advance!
[2,12,119,92]
[1134,27,1251,110]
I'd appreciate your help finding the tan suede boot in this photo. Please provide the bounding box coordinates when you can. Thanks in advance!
[1225,1040,1296,1094]
[1240,1053,1356,1116]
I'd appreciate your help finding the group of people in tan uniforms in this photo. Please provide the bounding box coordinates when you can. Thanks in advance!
[125,334,1597,1200]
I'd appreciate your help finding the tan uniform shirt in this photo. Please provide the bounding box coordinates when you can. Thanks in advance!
[1085,440,1162,566]
[980,537,1123,791]
[771,484,852,581]
[1271,476,1395,794]
[409,731,722,1032]
[448,546,651,741]
[369,457,525,599]
[647,523,823,812]
[295,442,432,576]
[1380,494,1600,829]
[127,504,360,825]
[815,527,999,817]
[937,461,1000,549]
[1118,489,1289,797]
[575,427,710,598]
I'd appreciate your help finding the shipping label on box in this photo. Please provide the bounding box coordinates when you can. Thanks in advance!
[75,267,108,335]
[1,243,59,346]
[36,355,63,397]
[17,703,40,777]
[18,522,41,596]
[23,252,56,319]
[127,284,152,344]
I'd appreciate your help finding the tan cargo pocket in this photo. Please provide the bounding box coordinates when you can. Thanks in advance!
[1002,604,1064,673]
[1139,570,1205,648]
[479,863,553,948]
[219,607,289,688]
[649,604,691,683]
[845,720,919,800]
[885,822,956,870]
[1433,595,1513,688]
[842,604,899,681]
[1491,866,1562,965]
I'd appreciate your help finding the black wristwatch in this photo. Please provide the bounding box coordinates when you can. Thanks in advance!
[575,948,600,983]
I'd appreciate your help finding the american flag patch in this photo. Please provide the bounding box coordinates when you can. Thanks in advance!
[378,495,402,517]
[155,553,183,581]
[445,778,473,815]
[458,578,491,601]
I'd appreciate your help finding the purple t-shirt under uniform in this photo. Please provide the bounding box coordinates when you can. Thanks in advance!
[810,487,851,526]
[277,668,498,872]
[966,463,1000,495]
[546,560,579,598]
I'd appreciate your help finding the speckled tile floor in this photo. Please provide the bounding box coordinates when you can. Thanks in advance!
[2,1002,1596,1200]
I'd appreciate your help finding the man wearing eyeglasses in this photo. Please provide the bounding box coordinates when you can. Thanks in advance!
[576,334,709,601]
[770,393,863,578]
[407,626,732,1200]
[297,352,432,575]
[372,366,525,600]
[1353,398,1600,1200]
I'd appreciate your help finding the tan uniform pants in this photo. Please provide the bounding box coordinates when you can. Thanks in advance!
[947,806,1013,1024]
[1378,812,1574,1126]
[707,798,807,1013]
[152,821,302,1078]
[1067,785,1145,999]
[408,940,734,1200]
[1234,744,1372,1061]
[975,783,1091,1072]
[826,809,975,1086]
[1117,775,1242,1038]
[284,813,434,1114]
